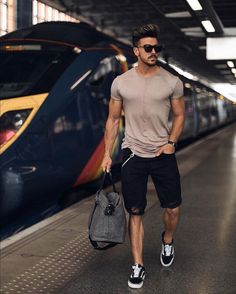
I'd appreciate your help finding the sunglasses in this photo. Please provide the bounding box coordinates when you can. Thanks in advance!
[137,44,163,53]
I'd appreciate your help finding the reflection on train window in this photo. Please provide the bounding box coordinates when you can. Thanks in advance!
[88,56,123,87]
[88,57,113,86]
[83,56,124,128]
[0,109,32,146]
[184,88,194,114]
[87,56,121,108]
[0,44,77,99]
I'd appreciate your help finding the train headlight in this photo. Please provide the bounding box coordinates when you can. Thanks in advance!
[0,109,32,146]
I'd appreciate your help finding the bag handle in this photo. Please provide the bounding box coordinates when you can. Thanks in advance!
[100,172,117,193]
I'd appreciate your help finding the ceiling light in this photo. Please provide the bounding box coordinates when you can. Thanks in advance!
[210,83,236,103]
[181,27,202,32]
[201,20,215,33]
[215,64,227,69]
[165,11,192,18]
[186,0,203,11]
[231,68,236,74]
[169,63,198,80]
[227,61,234,68]
[207,37,236,60]
[199,45,206,50]
[220,70,232,74]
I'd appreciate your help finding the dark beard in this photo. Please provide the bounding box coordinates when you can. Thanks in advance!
[140,55,157,67]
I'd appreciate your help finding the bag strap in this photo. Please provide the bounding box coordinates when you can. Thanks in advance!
[100,172,117,193]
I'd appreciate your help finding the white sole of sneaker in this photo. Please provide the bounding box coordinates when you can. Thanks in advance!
[128,280,144,289]
[160,252,175,267]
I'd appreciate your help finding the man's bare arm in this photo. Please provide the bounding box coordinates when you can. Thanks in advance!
[101,98,122,172]
[156,96,185,156]
[169,96,185,142]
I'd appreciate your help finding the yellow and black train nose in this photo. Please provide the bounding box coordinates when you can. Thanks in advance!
[0,93,48,155]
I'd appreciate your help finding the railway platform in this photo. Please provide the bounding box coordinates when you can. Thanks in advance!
[1,123,236,294]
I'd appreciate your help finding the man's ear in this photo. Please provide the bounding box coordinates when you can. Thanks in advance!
[133,47,139,57]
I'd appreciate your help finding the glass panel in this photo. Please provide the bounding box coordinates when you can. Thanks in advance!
[46,6,52,21]
[7,0,14,32]
[52,9,58,21]
[40,2,45,20]
[33,0,37,16]
[1,3,7,31]
[33,16,38,25]
[0,42,77,99]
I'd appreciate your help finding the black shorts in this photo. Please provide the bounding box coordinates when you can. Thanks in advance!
[121,148,182,215]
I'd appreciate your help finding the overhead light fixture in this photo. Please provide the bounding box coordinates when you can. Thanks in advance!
[198,45,206,50]
[207,37,236,60]
[227,61,234,68]
[186,0,203,11]
[181,27,202,32]
[210,83,236,103]
[165,11,192,18]
[215,64,227,69]
[220,70,232,74]
[231,68,236,74]
[201,20,215,33]
[169,63,198,80]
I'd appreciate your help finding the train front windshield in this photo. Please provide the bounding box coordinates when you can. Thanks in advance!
[0,42,78,99]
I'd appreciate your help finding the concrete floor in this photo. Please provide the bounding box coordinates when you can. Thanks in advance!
[1,123,236,294]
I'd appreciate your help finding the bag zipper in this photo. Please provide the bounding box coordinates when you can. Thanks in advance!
[122,152,134,167]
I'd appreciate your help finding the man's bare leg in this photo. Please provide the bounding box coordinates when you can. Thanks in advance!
[163,206,180,243]
[129,214,144,265]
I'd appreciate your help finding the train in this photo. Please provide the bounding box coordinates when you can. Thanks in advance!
[0,21,236,221]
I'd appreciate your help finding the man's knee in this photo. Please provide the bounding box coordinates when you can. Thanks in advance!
[128,206,144,215]
[165,206,180,219]
[129,213,143,227]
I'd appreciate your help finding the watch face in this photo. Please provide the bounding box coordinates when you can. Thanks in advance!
[168,141,176,147]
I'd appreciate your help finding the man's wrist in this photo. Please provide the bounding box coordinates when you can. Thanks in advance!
[104,151,111,157]
[167,140,177,148]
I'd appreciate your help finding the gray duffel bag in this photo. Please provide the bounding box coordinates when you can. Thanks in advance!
[88,172,127,250]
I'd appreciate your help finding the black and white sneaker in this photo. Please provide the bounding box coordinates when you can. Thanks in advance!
[160,232,175,267]
[128,264,145,289]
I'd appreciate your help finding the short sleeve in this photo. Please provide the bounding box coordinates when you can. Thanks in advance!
[110,77,122,101]
[171,78,184,99]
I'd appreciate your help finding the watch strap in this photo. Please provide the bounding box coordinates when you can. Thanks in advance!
[167,140,177,147]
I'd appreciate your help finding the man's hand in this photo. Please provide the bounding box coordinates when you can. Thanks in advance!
[156,144,175,156]
[101,154,112,172]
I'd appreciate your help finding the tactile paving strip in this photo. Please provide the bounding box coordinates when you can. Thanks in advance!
[0,232,97,293]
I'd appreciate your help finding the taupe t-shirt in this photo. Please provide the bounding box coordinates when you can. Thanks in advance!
[111,66,184,157]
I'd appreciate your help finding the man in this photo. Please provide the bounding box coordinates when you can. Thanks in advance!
[101,24,185,289]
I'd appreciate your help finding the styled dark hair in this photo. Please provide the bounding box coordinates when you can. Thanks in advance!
[132,24,160,47]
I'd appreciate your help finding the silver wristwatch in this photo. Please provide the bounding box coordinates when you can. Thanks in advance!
[167,140,177,147]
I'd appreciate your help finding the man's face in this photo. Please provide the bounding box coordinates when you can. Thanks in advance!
[133,37,160,66]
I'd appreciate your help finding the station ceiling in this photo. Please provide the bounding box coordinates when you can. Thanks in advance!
[42,0,236,85]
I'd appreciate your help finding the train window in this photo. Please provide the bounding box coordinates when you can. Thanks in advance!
[0,44,77,99]
[88,57,113,86]
[113,56,124,75]
[84,56,124,126]
[88,55,124,87]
